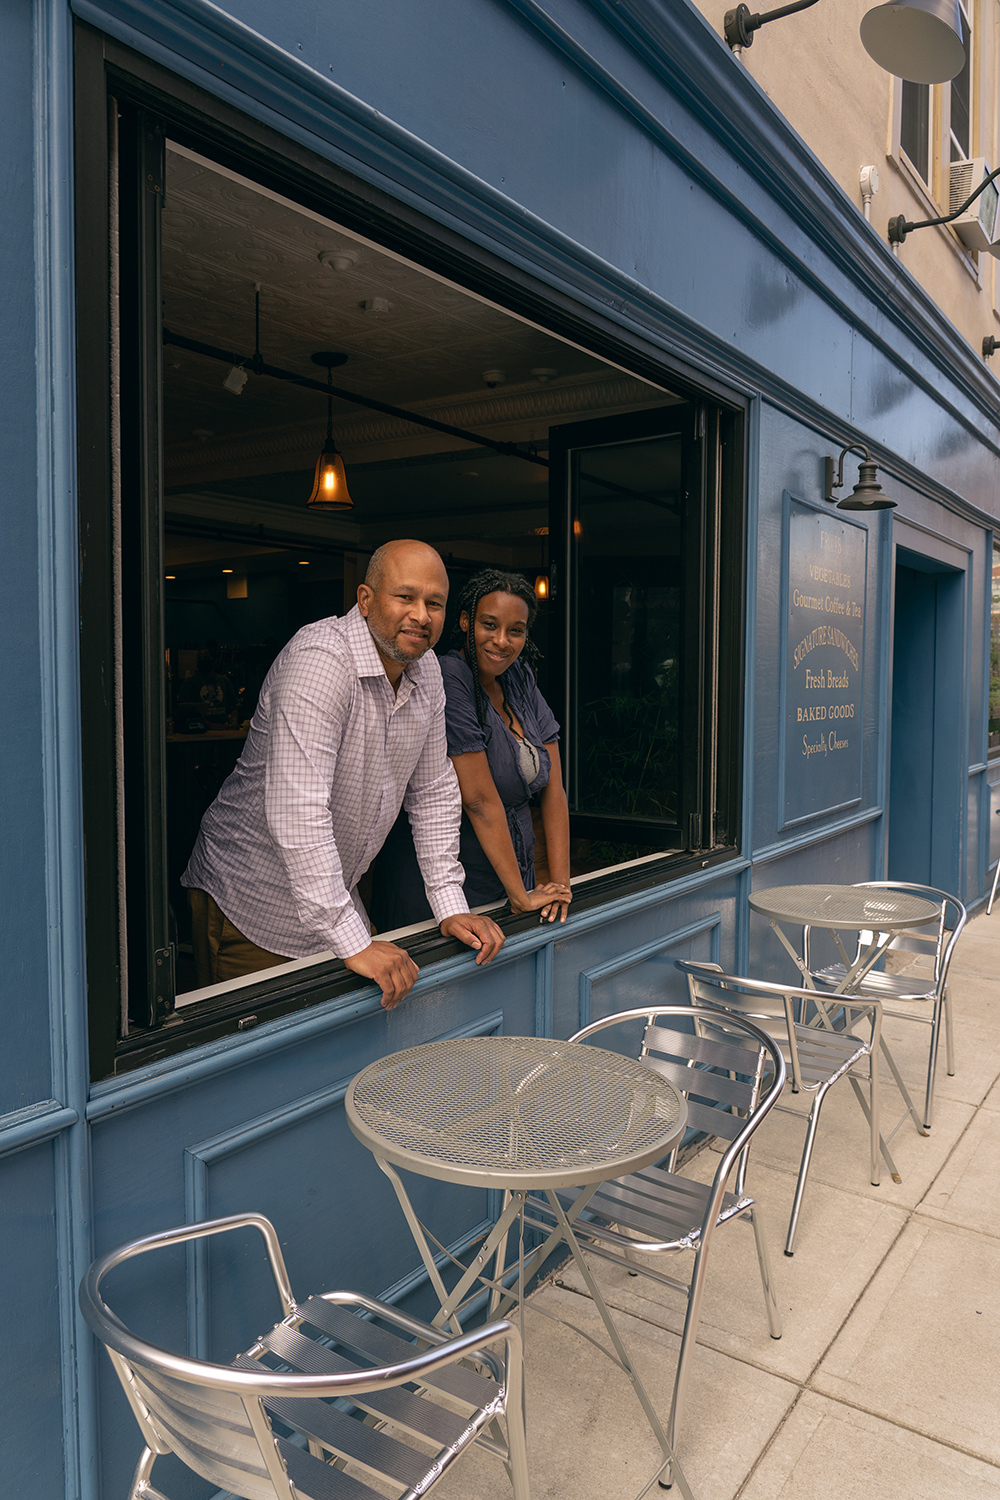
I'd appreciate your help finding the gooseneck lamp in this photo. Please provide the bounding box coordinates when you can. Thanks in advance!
[824,445,897,511]
[726,1,966,87]
[307,352,355,512]
[860,0,966,85]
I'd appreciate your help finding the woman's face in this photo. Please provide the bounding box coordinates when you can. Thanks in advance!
[461,591,530,679]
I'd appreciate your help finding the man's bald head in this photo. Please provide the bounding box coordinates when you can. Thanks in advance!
[364,540,446,594]
[357,540,450,682]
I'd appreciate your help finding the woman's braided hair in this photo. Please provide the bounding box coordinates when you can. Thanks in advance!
[449,569,540,739]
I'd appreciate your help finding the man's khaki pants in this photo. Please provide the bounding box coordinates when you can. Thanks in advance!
[188,889,288,987]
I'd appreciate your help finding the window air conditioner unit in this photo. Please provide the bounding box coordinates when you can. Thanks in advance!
[949,157,1000,252]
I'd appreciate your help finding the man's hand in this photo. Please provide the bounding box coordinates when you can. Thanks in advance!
[439,913,505,964]
[343,940,420,1009]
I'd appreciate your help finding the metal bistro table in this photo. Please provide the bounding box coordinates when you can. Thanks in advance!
[748,883,942,1179]
[346,1034,690,1500]
[748,883,941,994]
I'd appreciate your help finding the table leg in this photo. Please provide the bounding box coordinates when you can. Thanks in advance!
[543,1190,696,1500]
[375,1157,528,1334]
[768,918,813,984]
[491,1181,602,1322]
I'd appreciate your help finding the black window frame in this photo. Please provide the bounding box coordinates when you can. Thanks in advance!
[75,21,747,1080]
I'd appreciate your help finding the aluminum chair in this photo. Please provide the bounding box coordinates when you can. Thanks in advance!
[675,961,886,1256]
[80,1212,529,1500]
[804,881,965,1133]
[524,1004,786,1490]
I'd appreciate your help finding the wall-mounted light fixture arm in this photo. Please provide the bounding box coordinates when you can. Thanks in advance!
[725,0,819,51]
[825,444,870,500]
[888,163,1000,244]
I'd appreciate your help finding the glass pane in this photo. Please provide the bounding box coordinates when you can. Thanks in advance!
[990,543,1000,754]
[901,81,929,180]
[572,434,683,825]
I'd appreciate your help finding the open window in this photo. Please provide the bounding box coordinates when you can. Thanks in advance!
[77,50,746,1075]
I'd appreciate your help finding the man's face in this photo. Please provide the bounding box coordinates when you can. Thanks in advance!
[358,547,449,670]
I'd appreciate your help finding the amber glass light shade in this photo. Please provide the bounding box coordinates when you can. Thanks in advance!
[307,439,354,511]
[534,573,550,599]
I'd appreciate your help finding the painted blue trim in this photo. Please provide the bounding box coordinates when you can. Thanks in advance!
[183,1010,504,1355]
[875,512,894,877]
[533,941,554,1038]
[86,859,751,1120]
[736,395,761,977]
[776,489,869,833]
[184,1072,357,1357]
[751,806,883,867]
[33,3,97,1498]
[0,1101,79,1159]
[73,0,1000,533]
[577,914,721,1031]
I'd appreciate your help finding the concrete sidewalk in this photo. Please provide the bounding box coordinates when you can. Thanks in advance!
[434,902,1000,1500]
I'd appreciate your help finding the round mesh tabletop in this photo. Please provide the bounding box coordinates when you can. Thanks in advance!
[748,884,940,930]
[345,1036,687,1189]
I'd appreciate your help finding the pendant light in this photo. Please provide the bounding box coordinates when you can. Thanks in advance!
[860,0,966,85]
[307,351,354,512]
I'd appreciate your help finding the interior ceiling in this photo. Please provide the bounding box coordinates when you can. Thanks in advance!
[161,146,678,555]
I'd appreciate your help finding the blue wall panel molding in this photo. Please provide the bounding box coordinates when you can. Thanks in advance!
[183,1010,503,1358]
[75,0,1000,526]
[577,915,722,1030]
[0,1099,79,1159]
[752,806,884,868]
[776,491,869,832]
[33,0,97,1496]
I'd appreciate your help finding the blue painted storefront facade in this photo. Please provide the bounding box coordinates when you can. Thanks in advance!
[4,1,1000,1494]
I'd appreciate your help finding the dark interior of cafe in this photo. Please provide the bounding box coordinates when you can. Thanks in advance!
[157,142,685,996]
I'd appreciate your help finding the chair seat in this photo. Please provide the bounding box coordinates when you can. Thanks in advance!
[813,962,936,1004]
[533,1167,752,1253]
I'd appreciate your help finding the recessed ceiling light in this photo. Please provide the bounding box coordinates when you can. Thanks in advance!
[298,560,310,566]
[165,574,177,580]
[222,568,234,574]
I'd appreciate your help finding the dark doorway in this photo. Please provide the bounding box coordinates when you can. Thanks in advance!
[888,552,965,890]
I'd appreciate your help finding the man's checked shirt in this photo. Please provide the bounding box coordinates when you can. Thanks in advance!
[182,606,468,958]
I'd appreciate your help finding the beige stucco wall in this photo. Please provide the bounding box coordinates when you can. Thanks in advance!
[693,0,1000,374]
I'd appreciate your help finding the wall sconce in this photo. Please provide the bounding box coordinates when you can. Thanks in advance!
[860,0,965,85]
[534,573,550,600]
[889,162,1000,246]
[824,445,896,510]
[727,1,966,86]
[725,0,818,51]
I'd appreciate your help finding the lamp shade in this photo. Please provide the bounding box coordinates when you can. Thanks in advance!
[836,460,896,510]
[860,1,965,84]
[307,439,354,511]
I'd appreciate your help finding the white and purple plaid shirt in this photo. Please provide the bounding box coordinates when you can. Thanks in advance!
[182,606,468,958]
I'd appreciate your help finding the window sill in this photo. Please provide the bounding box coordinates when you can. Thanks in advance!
[109,843,739,1076]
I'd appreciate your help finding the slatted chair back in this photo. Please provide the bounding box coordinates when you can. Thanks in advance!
[636,1012,775,1195]
[837,882,964,989]
[80,1213,529,1500]
[678,961,863,1096]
